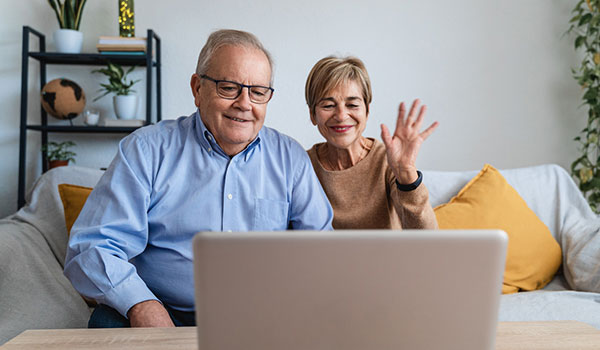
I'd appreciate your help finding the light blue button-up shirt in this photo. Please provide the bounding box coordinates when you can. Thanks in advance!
[64,111,333,317]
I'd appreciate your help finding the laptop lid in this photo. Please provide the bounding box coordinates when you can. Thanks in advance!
[193,229,507,350]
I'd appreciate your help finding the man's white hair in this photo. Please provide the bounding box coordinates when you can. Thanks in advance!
[195,29,274,85]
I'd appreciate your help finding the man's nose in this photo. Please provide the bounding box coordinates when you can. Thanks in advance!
[233,87,252,110]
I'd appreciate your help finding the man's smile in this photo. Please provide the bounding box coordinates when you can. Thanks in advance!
[225,115,250,123]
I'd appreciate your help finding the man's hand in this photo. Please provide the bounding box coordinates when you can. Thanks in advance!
[127,300,175,327]
[381,99,438,184]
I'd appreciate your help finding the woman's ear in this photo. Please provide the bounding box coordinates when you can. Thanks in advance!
[310,109,317,126]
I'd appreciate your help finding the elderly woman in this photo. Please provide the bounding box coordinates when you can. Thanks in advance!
[305,56,439,229]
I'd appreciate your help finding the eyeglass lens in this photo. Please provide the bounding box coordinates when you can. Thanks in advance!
[216,81,271,103]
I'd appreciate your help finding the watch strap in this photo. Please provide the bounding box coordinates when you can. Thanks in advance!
[395,170,423,192]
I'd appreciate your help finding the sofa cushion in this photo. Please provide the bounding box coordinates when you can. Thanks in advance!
[58,184,93,235]
[434,164,562,294]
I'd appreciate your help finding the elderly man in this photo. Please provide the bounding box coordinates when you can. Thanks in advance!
[64,29,333,328]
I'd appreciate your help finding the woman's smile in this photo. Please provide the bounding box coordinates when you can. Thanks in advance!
[330,125,354,133]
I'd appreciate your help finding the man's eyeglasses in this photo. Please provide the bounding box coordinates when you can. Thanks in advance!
[200,75,274,104]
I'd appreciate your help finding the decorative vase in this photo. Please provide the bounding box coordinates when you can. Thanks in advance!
[48,160,69,169]
[113,94,138,119]
[118,0,135,37]
[53,29,83,54]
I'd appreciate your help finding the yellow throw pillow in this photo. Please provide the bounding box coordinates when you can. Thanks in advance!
[57,184,93,235]
[57,183,97,307]
[434,164,562,294]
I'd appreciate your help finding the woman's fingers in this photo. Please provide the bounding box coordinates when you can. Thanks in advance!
[381,123,392,148]
[420,121,439,141]
[392,99,436,141]
[393,102,406,135]
[413,104,427,130]
[405,99,420,125]
[397,99,424,133]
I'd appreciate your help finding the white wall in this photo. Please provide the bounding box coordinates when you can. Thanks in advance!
[0,0,585,217]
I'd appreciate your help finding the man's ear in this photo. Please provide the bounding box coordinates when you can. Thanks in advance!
[190,74,202,108]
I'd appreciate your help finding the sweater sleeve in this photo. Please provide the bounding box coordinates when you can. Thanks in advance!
[389,174,439,230]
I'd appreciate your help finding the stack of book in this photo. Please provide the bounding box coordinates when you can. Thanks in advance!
[96,36,146,55]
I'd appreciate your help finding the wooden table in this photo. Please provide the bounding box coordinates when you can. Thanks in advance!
[2,321,599,349]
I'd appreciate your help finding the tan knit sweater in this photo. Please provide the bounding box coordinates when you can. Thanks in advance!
[307,139,438,230]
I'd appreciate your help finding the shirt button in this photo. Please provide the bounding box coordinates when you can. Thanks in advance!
[208,135,213,141]
[227,194,233,200]
[207,147,212,152]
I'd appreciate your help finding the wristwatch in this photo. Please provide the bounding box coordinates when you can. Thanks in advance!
[395,170,423,192]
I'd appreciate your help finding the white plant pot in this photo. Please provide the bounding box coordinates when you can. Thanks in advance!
[53,29,83,54]
[113,94,138,119]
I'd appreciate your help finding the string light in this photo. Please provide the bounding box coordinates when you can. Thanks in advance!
[118,0,135,37]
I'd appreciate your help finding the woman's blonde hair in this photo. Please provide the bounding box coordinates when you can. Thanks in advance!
[305,56,372,117]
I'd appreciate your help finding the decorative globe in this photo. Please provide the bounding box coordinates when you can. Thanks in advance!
[40,78,86,120]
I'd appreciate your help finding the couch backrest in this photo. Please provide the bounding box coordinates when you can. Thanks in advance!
[14,166,104,267]
[424,164,597,241]
[14,163,597,271]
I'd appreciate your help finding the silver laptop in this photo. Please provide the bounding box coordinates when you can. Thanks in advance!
[193,229,507,350]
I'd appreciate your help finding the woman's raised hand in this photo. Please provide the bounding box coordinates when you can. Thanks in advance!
[380,99,439,184]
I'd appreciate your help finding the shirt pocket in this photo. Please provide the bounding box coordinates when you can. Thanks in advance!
[253,198,289,231]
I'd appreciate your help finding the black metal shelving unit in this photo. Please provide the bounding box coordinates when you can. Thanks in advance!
[18,26,162,208]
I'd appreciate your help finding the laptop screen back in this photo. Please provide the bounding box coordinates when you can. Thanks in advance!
[193,229,507,350]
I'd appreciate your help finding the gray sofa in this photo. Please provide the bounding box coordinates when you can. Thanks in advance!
[1,164,599,344]
[425,164,600,327]
[0,166,101,344]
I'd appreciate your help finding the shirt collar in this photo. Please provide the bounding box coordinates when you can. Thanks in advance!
[194,109,262,161]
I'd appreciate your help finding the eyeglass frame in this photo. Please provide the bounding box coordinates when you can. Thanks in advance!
[199,74,275,104]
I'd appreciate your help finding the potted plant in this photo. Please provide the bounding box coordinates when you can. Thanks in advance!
[42,141,77,169]
[568,0,600,213]
[46,0,88,53]
[92,62,140,119]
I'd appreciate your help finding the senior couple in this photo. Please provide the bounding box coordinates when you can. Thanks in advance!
[64,29,439,328]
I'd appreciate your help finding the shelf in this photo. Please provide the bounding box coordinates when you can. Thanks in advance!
[29,52,156,66]
[26,125,147,133]
[18,26,162,209]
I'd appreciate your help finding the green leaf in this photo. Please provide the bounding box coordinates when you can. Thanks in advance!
[583,88,598,100]
[43,140,76,161]
[92,68,112,75]
[74,0,87,30]
[58,1,66,29]
[580,13,593,26]
[588,176,600,189]
[64,0,75,29]
[93,90,111,102]
[115,63,124,77]
[47,0,64,28]
[91,61,139,98]
[125,65,136,75]
[576,35,587,49]
[588,191,600,205]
